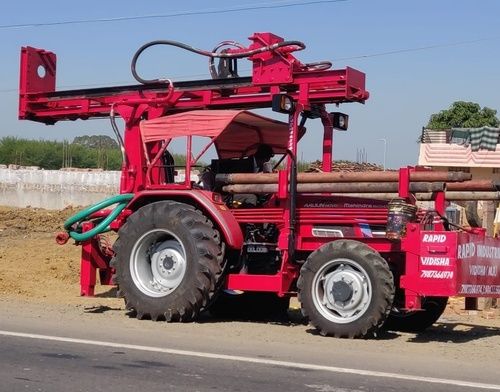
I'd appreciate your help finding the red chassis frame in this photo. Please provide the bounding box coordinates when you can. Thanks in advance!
[19,32,500,307]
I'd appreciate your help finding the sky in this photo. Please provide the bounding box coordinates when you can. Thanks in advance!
[1,0,499,169]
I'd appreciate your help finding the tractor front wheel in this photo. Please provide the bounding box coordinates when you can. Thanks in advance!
[298,240,394,338]
[111,201,223,321]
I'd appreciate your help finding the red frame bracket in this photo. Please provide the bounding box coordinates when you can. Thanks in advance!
[80,222,114,296]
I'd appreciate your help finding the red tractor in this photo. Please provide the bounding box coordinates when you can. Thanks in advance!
[19,33,500,338]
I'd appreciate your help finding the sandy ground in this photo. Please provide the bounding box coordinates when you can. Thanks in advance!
[0,205,498,329]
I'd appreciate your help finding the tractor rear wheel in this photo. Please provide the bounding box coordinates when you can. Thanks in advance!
[298,240,394,338]
[111,201,223,321]
[384,296,448,332]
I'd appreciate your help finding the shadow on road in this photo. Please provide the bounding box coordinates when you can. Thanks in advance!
[196,308,307,327]
[89,293,498,343]
[84,305,122,314]
[303,327,401,340]
[93,287,118,298]
[301,318,498,341]
[407,322,500,344]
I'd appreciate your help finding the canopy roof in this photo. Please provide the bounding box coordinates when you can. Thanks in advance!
[140,110,301,159]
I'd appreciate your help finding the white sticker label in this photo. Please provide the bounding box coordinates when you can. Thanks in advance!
[458,243,500,260]
[477,245,500,259]
[460,284,500,294]
[420,257,450,266]
[420,270,454,279]
[422,234,447,243]
[469,265,498,277]
[457,242,475,259]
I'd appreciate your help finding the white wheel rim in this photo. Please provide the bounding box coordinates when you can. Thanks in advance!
[130,229,187,298]
[311,258,372,324]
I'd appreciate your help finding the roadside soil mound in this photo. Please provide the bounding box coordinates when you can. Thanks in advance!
[0,206,108,302]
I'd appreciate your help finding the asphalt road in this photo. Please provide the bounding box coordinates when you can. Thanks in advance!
[1,333,497,392]
[0,300,499,392]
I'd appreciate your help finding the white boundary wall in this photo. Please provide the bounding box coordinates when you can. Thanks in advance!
[0,168,120,210]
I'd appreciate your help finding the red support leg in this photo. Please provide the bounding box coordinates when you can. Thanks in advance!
[465,297,478,311]
[398,167,410,199]
[79,222,114,296]
[80,222,97,296]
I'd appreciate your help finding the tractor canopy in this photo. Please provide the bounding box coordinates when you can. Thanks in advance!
[140,109,303,159]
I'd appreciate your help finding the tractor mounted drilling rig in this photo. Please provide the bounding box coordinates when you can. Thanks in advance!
[19,32,500,338]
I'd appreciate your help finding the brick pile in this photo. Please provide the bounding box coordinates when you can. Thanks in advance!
[306,160,385,172]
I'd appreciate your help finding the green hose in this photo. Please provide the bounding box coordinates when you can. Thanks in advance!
[64,193,134,242]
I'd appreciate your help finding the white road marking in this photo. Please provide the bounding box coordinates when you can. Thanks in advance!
[0,329,499,390]
[305,385,364,392]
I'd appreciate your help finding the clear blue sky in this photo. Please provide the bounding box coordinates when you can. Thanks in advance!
[1,0,499,168]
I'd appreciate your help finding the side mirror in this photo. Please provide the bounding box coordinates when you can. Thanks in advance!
[330,112,349,131]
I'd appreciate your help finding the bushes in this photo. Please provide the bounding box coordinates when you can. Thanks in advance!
[1,136,371,172]
[0,136,188,170]
[0,137,122,170]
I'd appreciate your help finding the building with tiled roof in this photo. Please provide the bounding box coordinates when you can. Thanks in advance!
[418,127,500,180]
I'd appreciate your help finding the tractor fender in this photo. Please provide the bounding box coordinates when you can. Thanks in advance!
[125,190,244,249]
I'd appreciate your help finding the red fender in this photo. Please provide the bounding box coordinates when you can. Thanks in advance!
[126,190,244,249]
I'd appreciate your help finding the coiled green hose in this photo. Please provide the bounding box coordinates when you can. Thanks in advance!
[63,194,134,242]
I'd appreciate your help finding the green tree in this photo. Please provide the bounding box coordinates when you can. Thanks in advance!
[426,101,499,129]
[73,135,118,149]
[0,137,63,169]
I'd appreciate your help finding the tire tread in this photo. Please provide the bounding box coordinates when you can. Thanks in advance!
[111,201,224,322]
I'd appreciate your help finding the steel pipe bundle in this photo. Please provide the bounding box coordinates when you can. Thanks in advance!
[417,191,500,201]
[222,182,445,194]
[321,192,500,201]
[218,170,500,201]
[215,171,472,185]
[445,180,500,192]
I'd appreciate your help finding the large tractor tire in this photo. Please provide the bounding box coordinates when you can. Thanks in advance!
[384,296,448,332]
[111,201,224,322]
[209,291,290,321]
[298,240,394,338]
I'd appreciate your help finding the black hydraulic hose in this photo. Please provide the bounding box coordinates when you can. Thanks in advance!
[110,105,127,165]
[131,39,306,84]
[304,60,333,71]
[208,41,246,79]
[288,151,298,263]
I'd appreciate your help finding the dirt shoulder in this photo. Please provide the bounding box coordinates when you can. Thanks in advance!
[0,206,117,305]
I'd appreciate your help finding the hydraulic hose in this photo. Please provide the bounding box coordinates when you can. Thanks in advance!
[110,105,127,165]
[63,193,134,242]
[131,39,306,84]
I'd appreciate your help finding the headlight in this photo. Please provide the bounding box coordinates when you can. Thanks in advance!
[330,112,349,131]
[272,94,295,114]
